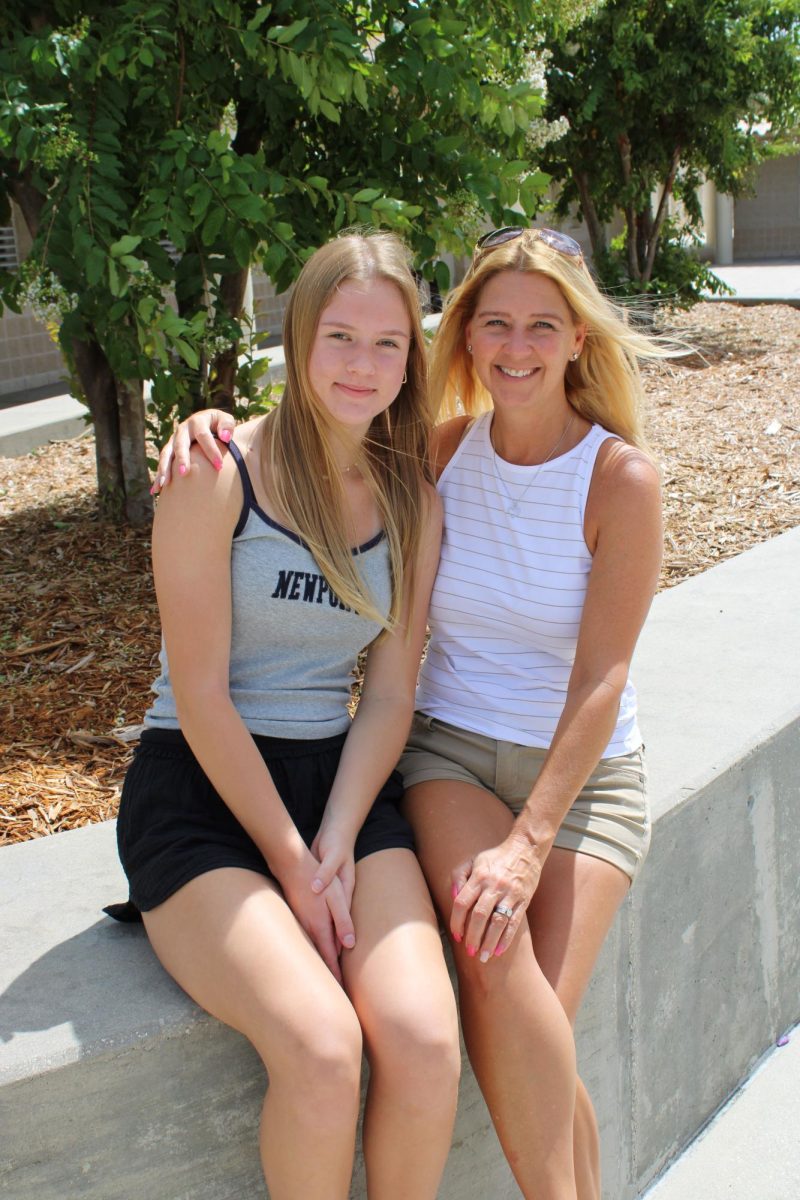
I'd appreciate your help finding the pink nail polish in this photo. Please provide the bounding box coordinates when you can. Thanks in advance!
[466,945,476,957]
[178,464,187,476]
[220,429,231,443]
[214,458,223,471]
[451,883,459,899]
[149,485,156,495]
[494,945,505,957]
[452,932,462,943]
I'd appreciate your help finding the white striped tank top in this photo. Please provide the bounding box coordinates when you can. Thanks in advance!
[416,413,641,755]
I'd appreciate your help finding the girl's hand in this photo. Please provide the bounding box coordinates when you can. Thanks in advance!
[278,856,356,984]
[311,828,356,916]
[151,409,237,493]
[450,837,542,964]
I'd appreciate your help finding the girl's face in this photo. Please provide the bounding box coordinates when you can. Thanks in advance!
[465,270,586,414]
[308,278,412,437]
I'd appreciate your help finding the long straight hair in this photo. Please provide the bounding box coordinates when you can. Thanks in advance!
[431,231,680,448]
[264,232,434,629]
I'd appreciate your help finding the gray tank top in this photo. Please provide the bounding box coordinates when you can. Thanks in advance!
[145,440,392,739]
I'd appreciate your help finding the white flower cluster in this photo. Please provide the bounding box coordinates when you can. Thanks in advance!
[18,268,79,325]
[526,115,570,152]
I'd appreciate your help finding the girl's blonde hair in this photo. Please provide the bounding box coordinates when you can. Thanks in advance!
[432,230,677,448]
[264,231,433,630]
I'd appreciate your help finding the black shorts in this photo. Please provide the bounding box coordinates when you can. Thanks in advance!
[113,727,414,915]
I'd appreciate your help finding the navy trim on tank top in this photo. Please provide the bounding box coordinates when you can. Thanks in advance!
[226,437,385,555]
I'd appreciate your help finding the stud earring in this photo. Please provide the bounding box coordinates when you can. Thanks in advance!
[570,352,579,361]
[467,343,473,353]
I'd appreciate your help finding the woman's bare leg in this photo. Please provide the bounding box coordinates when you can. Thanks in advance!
[342,848,460,1200]
[143,868,363,1200]
[405,783,578,1200]
[528,848,631,1200]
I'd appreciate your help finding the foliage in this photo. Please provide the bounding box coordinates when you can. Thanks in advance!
[0,0,560,520]
[535,0,800,303]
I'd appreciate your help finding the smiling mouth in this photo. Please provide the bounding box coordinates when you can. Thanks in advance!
[496,366,537,378]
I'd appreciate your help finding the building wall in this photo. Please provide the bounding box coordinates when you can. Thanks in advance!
[0,206,66,398]
[734,154,800,261]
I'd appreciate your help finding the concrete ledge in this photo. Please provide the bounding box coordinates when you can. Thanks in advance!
[0,394,90,457]
[1,528,798,1198]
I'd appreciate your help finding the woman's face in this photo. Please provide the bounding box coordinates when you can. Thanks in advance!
[308,278,412,437]
[465,270,586,414]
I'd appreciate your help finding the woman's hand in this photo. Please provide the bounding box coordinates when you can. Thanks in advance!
[278,855,356,984]
[450,836,542,963]
[311,827,357,917]
[151,408,237,493]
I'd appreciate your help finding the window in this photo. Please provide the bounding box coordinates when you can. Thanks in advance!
[0,225,19,271]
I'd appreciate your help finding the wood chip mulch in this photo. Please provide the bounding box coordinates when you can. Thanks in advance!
[1,301,798,845]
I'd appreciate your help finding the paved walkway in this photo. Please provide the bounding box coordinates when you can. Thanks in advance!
[709,259,800,303]
[643,1026,800,1200]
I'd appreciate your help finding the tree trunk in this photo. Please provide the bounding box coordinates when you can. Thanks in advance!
[70,336,126,521]
[617,133,641,281]
[206,105,265,412]
[8,170,46,238]
[643,145,682,284]
[210,266,250,411]
[116,379,153,526]
[575,171,606,259]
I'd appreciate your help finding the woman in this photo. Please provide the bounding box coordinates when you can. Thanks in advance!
[159,226,665,1200]
[111,232,460,1200]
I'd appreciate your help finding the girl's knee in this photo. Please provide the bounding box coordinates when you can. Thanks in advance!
[368,1004,461,1103]
[262,1006,363,1110]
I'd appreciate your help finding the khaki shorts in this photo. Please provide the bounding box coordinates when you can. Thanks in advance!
[398,713,651,882]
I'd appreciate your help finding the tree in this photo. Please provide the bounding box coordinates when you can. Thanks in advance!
[0,0,556,523]
[534,0,800,301]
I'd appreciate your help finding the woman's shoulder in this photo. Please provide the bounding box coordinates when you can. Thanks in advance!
[589,436,661,532]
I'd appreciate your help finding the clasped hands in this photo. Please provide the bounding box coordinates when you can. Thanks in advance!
[278,826,355,985]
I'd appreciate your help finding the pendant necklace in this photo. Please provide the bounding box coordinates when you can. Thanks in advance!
[491,413,575,516]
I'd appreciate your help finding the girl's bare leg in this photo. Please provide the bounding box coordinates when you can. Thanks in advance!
[143,868,363,1200]
[342,848,460,1200]
[528,847,631,1200]
[405,783,578,1200]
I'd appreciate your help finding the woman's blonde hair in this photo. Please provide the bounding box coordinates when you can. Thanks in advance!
[264,231,433,630]
[431,230,677,448]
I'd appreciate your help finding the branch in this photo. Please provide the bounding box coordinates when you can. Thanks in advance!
[643,144,682,284]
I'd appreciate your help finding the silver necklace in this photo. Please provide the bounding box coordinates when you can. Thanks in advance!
[490,413,575,516]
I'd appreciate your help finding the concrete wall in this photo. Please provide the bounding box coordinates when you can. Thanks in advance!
[1,528,798,1199]
[735,155,800,262]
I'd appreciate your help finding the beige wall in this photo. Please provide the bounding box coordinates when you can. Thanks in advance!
[734,154,800,261]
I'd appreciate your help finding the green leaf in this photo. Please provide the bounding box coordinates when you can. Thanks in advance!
[318,99,340,124]
[201,207,226,245]
[352,187,382,202]
[233,227,253,268]
[499,107,515,138]
[85,248,106,287]
[173,338,199,370]
[269,18,310,45]
[246,6,273,32]
[110,235,143,258]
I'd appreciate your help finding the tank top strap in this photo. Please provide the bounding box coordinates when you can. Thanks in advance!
[226,438,257,537]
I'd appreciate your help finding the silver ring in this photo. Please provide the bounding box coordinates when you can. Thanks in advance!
[493,904,514,920]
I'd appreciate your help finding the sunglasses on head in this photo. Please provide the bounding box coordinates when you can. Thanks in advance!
[473,226,583,262]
